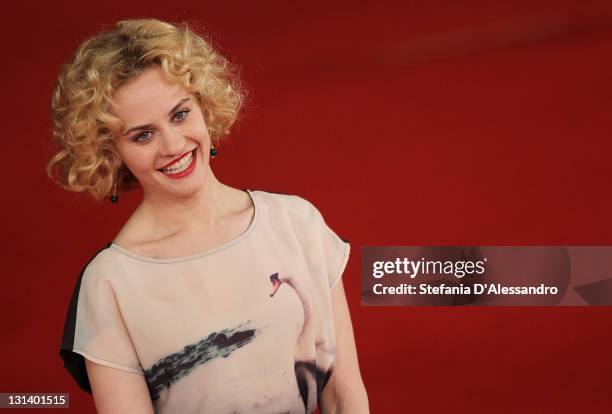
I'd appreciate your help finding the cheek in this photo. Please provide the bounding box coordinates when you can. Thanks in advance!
[185,117,211,142]
[121,148,155,172]
[190,108,210,133]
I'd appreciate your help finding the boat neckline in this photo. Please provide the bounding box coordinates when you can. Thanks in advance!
[108,189,259,264]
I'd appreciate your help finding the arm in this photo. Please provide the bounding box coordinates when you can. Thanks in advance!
[320,278,370,414]
[85,359,155,414]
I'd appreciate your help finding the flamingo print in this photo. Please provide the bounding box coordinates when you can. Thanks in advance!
[269,272,334,413]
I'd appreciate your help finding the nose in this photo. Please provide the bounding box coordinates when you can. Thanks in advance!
[158,125,186,157]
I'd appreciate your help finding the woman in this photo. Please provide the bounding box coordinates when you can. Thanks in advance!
[48,18,368,413]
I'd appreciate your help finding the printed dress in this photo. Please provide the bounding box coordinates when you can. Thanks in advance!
[59,189,350,413]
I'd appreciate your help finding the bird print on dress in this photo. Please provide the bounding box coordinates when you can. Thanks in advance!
[142,271,334,412]
[269,272,334,413]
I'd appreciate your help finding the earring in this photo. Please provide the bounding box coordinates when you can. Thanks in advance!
[210,146,218,158]
[110,178,119,203]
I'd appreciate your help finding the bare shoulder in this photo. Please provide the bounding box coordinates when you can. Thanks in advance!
[112,217,144,250]
[85,359,154,413]
[223,185,253,213]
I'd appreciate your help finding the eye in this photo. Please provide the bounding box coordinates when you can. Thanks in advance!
[173,109,190,122]
[132,130,153,143]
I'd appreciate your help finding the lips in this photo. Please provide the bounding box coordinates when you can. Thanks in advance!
[157,148,196,171]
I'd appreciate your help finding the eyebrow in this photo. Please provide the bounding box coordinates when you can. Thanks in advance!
[122,97,191,136]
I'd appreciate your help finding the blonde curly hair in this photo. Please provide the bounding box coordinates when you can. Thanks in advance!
[46,18,245,201]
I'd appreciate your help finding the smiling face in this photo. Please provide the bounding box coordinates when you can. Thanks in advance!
[112,66,212,200]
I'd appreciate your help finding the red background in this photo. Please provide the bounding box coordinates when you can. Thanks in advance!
[2,0,612,412]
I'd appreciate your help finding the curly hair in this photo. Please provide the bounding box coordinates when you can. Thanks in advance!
[46,18,245,201]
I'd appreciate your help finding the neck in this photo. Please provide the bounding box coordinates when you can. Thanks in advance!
[138,166,235,236]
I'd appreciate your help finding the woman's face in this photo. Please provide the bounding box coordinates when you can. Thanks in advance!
[112,66,211,200]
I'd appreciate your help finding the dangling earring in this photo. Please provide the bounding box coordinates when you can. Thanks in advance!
[110,177,119,203]
[210,146,218,158]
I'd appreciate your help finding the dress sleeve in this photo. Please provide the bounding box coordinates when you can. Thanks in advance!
[59,248,143,394]
[305,199,351,290]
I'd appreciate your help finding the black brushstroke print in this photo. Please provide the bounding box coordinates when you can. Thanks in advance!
[144,321,257,400]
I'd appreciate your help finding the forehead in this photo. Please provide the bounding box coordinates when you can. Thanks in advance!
[113,67,188,119]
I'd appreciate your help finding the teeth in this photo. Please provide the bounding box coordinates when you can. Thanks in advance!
[162,151,194,174]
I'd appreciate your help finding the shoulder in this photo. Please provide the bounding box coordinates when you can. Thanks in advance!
[252,189,323,223]
[62,244,121,321]
[76,244,123,289]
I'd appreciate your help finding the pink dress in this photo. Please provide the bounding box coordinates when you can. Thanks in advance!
[59,189,350,413]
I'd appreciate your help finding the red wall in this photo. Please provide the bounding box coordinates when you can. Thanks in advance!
[2,1,611,412]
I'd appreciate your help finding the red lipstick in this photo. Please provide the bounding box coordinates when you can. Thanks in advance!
[159,149,197,179]
[158,148,195,170]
